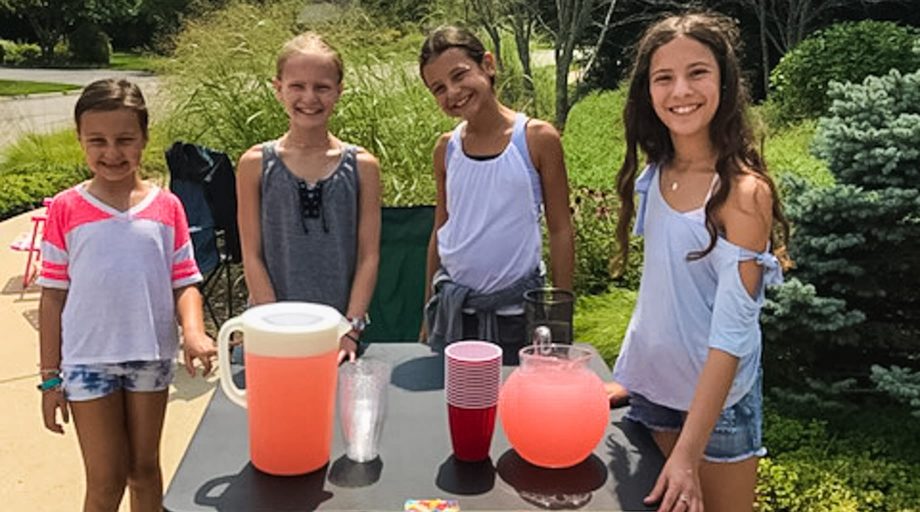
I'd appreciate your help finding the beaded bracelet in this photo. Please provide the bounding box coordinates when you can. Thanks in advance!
[39,368,61,376]
[37,376,63,392]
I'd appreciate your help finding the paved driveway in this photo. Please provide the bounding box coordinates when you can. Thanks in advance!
[0,67,161,152]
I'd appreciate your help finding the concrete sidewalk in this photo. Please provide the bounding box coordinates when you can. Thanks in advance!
[0,207,217,511]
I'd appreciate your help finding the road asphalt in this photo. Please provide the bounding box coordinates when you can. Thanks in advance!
[0,67,161,152]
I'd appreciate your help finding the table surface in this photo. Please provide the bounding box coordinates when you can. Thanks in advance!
[163,343,663,511]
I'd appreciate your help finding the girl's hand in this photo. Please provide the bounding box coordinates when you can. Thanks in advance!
[645,451,703,512]
[41,389,69,434]
[604,380,630,407]
[338,332,358,364]
[418,322,428,345]
[183,331,216,377]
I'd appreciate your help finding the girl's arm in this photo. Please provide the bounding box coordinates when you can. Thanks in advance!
[646,174,774,511]
[236,146,277,305]
[175,285,216,376]
[421,133,451,342]
[528,121,574,290]
[341,150,382,362]
[39,288,68,434]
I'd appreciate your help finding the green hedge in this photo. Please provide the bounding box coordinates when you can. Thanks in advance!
[0,39,42,66]
[757,402,920,511]
[770,20,920,125]
[0,165,89,219]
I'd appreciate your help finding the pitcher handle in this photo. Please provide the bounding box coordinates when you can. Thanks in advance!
[338,317,352,338]
[217,316,247,408]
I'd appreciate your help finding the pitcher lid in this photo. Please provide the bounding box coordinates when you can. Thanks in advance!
[242,302,343,334]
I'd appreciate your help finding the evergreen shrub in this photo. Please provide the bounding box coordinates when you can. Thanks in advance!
[68,23,112,65]
[769,20,920,124]
[763,68,920,387]
[0,165,90,219]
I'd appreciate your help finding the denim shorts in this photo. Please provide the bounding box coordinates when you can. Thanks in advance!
[61,360,174,402]
[625,373,767,463]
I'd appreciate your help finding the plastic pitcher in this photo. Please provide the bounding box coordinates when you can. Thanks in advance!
[217,302,350,475]
[498,331,608,468]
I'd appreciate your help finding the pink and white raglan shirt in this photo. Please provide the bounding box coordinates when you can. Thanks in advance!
[37,184,202,364]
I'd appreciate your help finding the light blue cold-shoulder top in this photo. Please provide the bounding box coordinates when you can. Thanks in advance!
[612,163,783,410]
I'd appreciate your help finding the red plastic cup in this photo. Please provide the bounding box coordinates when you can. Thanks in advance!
[448,403,497,462]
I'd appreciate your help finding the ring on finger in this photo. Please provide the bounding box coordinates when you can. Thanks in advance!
[679,494,690,503]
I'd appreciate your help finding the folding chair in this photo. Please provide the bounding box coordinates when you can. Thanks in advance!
[9,198,52,288]
[166,142,241,329]
[363,206,434,342]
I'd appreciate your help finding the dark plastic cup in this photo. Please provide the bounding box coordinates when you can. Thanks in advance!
[524,288,575,344]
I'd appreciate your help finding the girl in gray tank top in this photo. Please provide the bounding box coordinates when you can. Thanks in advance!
[236,32,381,363]
[259,141,359,312]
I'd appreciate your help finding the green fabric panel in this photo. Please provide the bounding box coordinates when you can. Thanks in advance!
[364,206,434,342]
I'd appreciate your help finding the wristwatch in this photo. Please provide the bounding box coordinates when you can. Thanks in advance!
[348,314,370,332]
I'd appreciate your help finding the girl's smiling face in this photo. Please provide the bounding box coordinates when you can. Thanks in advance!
[422,47,496,119]
[274,51,343,130]
[648,35,721,141]
[78,108,147,184]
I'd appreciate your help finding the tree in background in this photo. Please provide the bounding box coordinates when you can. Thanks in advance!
[467,0,506,73]
[763,68,920,396]
[0,0,137,60]
[552,0,599,128]
[769,19,920,123]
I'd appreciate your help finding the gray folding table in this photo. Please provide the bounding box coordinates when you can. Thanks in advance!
[163,343,663,511]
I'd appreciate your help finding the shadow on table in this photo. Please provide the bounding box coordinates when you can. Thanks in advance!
[390,351,444,391]
[436,455,496,495]
[193,463,333,511]
[328,454,383,488]
[495,450,607,510]
[605,418,663,511]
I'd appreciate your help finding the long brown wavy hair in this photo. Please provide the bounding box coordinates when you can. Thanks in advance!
[613,12,790,273]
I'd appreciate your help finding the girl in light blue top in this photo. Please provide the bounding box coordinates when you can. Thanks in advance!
[609,13,790,512]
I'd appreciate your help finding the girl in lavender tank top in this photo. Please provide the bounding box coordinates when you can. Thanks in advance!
[418,26,574,354]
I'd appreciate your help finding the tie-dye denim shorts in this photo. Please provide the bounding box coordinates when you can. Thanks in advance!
[61,360,174,402]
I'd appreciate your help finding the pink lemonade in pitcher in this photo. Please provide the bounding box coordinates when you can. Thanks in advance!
[245,350,339,475]
[499,345,609,468]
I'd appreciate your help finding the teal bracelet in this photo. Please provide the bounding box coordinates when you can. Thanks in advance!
[37,376,63,391]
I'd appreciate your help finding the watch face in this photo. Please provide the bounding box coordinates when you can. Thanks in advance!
[350,316,368,331]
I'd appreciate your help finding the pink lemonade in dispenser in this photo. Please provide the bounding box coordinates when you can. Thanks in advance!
[499,344,609,468]
[218,302,351,475]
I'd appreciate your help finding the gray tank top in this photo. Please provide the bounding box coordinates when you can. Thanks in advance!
[260,141,359,313]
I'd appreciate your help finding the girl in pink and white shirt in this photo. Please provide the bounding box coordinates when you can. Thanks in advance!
[37,78,215,512]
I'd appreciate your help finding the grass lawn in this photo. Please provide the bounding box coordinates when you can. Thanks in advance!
[0,79,80,96]
[109,51,161,72]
